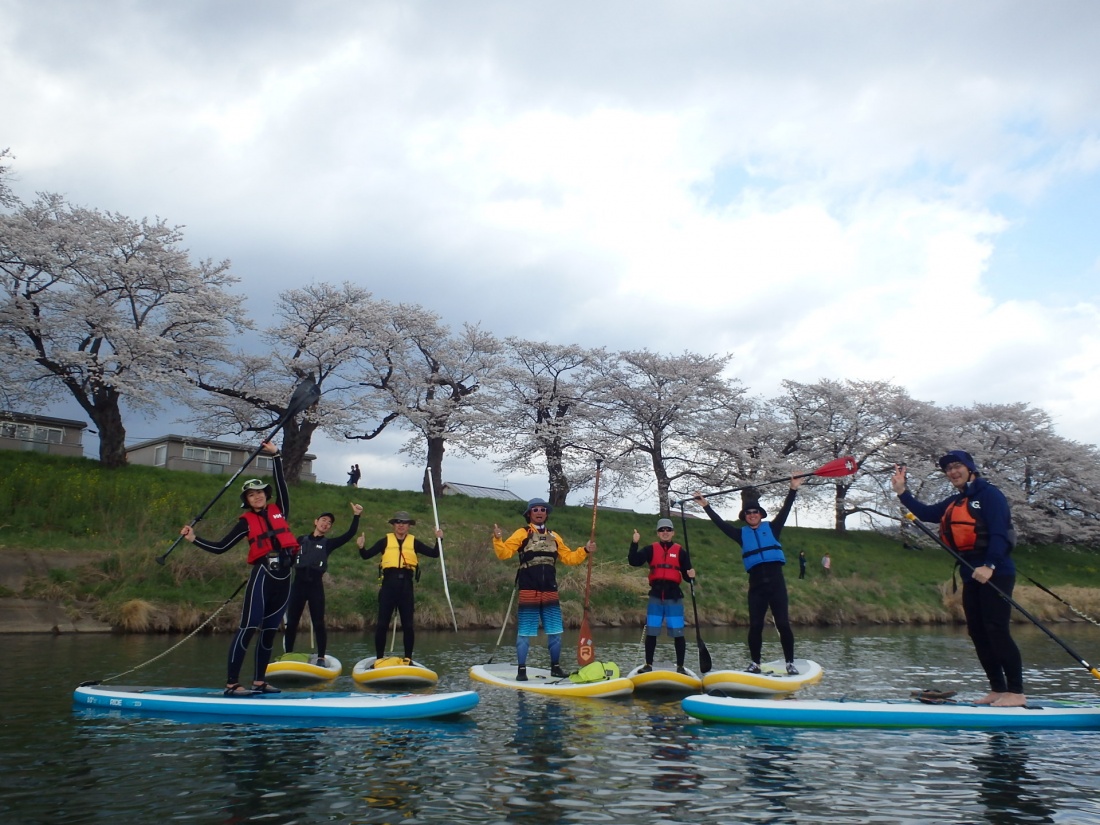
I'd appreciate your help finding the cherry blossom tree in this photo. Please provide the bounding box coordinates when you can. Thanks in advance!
[485,339,606,507]
[0,193,248,467]
[583,349,744,516]
[769,378,941,530]
[185,281,378,482]
[351,308,502,494]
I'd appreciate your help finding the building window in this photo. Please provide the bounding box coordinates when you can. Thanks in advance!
[154,445,167,466]
[1,423,61,443]
[182,446,231,464]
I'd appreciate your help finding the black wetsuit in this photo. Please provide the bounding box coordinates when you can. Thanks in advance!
[284,515,360,658]
[191,457,293,686]
[360,534,440,659]
[704,489,799,664]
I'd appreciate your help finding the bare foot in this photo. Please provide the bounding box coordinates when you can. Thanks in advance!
[991,693,1027,707]
[975,691,1003,705]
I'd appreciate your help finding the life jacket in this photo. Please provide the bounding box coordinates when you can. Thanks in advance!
[940,497,984,554]
[740,522,785,571]
[381,533,419,571]
[241,505,299,565]
[294,534,328,572]
[518,528,560,568]
[648,542,683,584]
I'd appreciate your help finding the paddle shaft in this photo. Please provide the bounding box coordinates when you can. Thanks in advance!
[427,471,459,631]
[672,456,858,507]
[904,513,1100,682]
[487,586,517,664]
[679,502,712,674]
[577,459,601,666]
[1020,573,1100,628]
[156,377,320,565]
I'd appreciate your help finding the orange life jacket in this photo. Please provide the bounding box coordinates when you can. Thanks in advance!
[241,505,299,564]
[939,497,986,555]
[648,542,683,584]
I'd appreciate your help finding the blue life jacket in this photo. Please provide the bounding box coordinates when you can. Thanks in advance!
[741,522,785,571]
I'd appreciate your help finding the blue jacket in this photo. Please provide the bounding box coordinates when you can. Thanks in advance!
[899,476,1015,578]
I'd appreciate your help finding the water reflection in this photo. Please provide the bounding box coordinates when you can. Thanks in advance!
[645,709,699,799]
[500,693,574,824]
[219,728,325,822]
[4,628,1100,824]
[971,732,1054,825]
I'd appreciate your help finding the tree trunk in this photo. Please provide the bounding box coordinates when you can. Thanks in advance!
[546,442,570,508]
[92,400,128,469]
[280,416,318,485]
[423,436,445,495]
[651,446,671,518]
[833,482,849,532]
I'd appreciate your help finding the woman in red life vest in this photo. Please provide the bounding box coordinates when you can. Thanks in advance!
[628,518,696,673]
[180,440,297,696]
[892,450,1024,707]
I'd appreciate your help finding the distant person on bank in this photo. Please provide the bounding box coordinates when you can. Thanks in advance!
[693,477,806,676]
[283,502,363,667]
[358,511,442,664]
[179,441,295,696]
[892,451,1025,707]
[628,518,696,674]
[492,498,596,681]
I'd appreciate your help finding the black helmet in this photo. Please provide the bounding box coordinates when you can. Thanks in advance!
[240,478,272,507]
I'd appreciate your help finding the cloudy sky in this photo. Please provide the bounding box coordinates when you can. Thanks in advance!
[3,0,1099,514]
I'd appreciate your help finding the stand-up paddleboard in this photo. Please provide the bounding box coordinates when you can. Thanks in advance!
[682,693,1100,730]
[264,653,342,685]
[470,663,634,698]
[352,657,438,688]
[626,663,702,693]
[73,683,478,722]
[701,658,823,696]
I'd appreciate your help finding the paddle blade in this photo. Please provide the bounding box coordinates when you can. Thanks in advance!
[287,376,321,418]
[577,618,596,666]
[698,641,713,674]
[813,456,860,478]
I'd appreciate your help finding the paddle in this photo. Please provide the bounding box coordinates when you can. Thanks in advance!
[1019,573,1100,629]
[904,513,1100,683]
[671,456,859,507]
[157,376,321,565]
[426,470,459,632]
[486,585,517,664]
[577,459,601,667]
[679,501,712,674]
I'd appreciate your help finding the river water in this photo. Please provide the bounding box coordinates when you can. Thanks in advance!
[2,624,1099,825]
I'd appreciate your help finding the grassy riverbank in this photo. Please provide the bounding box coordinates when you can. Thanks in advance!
[3,451,1100,632]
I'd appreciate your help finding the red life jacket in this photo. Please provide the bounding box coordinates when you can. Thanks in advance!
[939,497,986,555]
[241,505,299,564]
[648,542,683,584]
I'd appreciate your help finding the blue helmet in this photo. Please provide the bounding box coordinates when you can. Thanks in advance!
[524,497,553,518]
[938,450,979,475]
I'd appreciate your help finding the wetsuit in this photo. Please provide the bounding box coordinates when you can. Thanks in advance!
[191,456,293,686]
[899,476,1023,695]
[703,488,799,665]
[283,514,360,659]
[360,533,439,659]
[628,539,694,666]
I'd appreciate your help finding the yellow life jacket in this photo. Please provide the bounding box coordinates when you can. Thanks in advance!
[381,533,418,570]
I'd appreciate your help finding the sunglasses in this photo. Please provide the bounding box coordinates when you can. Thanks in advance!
[392,520,411,524]
[743,509,762,515]
[657,527,674,532]
[529,507,548,513]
